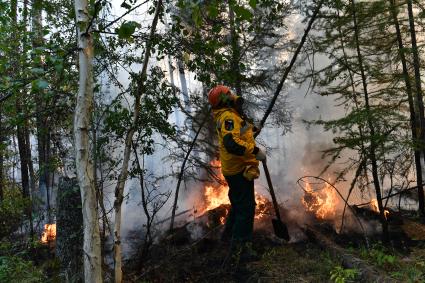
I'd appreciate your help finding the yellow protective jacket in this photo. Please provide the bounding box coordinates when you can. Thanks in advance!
[213,107,259,177]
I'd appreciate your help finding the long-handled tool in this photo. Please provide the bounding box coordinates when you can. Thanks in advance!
[262,160,290,241]
[253,0,324,243]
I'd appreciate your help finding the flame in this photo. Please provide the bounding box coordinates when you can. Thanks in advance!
[200,160,270,221]
[41,223,56,244]
[302,181,339,220]
[203,185,229,212]
[219,216,226,224]
[370,199,390,220]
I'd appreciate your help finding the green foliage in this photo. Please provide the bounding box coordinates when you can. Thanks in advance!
[115,21,141,40]
[0,256,44,282]
[295,0,418,194]
[231,4,253,21]
[390,265,424,283]
[369,247,396,267]
[359,244,397,269]
[330,266,358,283]
[0,187,29,239]
[100,65,177,182]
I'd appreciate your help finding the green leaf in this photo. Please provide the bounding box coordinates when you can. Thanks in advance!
[115,21,141,40]
[30,68,44,74]
[208,3,219,18]
[233,5,253,21]
[35,79,49,90]
[249,0,257,9]
[192,5,202,27]
[54,62,63,72]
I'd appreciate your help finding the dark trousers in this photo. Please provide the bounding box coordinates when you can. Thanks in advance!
[223,171,256,242]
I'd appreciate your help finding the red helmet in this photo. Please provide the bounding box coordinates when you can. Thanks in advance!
[208,85,234,108]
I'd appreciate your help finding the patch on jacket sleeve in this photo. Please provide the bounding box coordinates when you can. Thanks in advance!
[224,119,234,131]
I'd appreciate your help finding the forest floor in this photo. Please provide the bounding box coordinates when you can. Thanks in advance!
[127,212,425,283]
[129,230,337,282]
[2,212,425,282]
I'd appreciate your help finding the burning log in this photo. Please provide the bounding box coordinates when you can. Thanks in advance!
[301,181,339,221]
[298,176,371,245]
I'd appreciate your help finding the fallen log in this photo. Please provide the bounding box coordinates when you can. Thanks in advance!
[305,225,395,283]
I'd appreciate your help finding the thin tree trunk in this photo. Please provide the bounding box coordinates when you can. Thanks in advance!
[74,0,103,281]
[257,0,323,130]
[22,0,34,239]
[228,2,242,96]
[17,121,33,237]
[32,0,51,217]
[131,143,152,259]
[407,0,425,216]
[113,1,162,282]
[389,0,425,218]
[26,128,37,200]
[351,0,388,241]
[0,111,4,201]
[92,107,110,271]
[11,0,34,239]
[168,57,181,126]
[169,113,208,232]
[177,59,190,109]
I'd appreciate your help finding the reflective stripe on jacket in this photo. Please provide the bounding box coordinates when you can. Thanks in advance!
[213,107,259,176]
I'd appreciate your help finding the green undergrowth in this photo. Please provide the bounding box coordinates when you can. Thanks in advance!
[352,242,425,282]
[0,255,44,283]
[329,266,358,283]
[251,242,337,282]
[0,239,61,282]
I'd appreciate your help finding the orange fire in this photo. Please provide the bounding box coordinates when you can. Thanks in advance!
[41,223,56,244]
[302,181,339,220]
[200,160,270,224]
[370,199,390,219]
[201,184,270,223]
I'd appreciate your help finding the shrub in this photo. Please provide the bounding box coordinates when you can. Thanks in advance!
[0,187,29,239]
[0,256,44,282]
[330,266,358,283]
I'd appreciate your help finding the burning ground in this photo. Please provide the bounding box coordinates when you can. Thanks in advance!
[120,162,425,282]
[4,162,425,282]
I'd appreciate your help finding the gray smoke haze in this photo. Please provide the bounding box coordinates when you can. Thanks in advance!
[96,1,383,259]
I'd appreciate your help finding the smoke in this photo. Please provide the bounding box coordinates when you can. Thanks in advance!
[96,0,388,261]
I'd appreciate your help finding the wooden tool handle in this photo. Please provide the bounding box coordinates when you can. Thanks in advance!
[262,161,282,222]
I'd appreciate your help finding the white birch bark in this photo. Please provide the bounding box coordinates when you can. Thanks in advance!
[168,56,181,126]
[113,1,162,282]
[73,0,103,282]
[177,59,190,108]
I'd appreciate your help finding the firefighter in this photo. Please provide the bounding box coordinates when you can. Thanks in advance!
[208,85,266,262]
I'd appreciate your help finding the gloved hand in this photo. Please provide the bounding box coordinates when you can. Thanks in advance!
[254,146,267,161]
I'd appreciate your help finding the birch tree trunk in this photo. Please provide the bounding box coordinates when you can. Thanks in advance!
[113,1,162,282]
[73,0,103,282]
[177,59,190,108]
[168,57,181,126]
